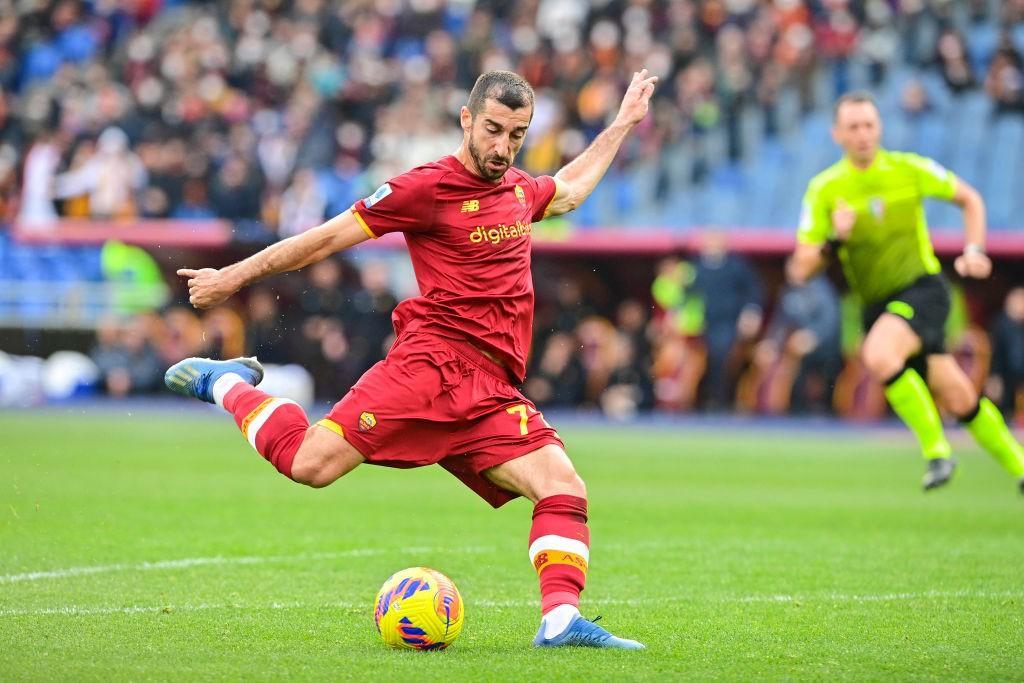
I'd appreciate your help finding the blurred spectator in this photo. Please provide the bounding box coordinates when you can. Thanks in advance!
[100,240,169,314]
[278,167,326,236]
[651,257,703,336]
[299,258,347,317]
[601,333,654,420]
[615,299,653,370]
[344,260,399,374]
[202,306,247,360]
[985,33,1024,115]
[936,28,977,94]
[245,287,294,365]
[171,178,217,219]
[525,332,587,408]
[988,286,1024,420]
[209,156,263,222]
[752,273,842,414]
[18,132,61,223]
[55,127,147,219]
[156,306,206,366]
[89,315,163,397]
[900,78,933,118]
[692,232,763,411]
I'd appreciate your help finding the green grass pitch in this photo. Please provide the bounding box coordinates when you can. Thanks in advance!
[2,409,1023,681]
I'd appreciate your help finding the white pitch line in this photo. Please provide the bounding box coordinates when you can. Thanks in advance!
[0,546,494,585]
[3,591,1022,619]
[0,601,359,618]
[737,589,1024,604]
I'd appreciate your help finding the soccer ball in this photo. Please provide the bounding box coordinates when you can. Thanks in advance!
[374,567,464,650]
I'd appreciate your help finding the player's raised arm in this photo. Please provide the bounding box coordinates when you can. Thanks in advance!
[950,178,991,279]
[543,69,658,218]
[178,209,370,309]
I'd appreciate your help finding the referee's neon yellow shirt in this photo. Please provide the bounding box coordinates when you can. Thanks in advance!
[797,149,958,304]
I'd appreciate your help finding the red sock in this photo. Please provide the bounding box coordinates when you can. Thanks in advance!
[528,494,589,615]
[223,383,308,479]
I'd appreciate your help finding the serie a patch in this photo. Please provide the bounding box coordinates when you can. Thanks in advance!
[364,183,392,208]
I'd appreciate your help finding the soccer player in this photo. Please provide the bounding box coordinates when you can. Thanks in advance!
[165,70,657,648]
[789,91,1024,493]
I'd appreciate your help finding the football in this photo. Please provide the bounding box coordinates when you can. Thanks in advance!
[374,567,465,650]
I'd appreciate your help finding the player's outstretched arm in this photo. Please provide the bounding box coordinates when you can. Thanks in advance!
[543,69,658,218]
[950,178,991,279]
[178,210,370,309]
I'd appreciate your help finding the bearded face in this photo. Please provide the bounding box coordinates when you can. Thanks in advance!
[461,98,532,182]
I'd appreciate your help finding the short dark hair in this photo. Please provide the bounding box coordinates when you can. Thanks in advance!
[833,91,878,121]
[467,71,535,116]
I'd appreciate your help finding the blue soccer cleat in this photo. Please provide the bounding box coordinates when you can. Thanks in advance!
[533,614,645,650]
[164,357,264,403]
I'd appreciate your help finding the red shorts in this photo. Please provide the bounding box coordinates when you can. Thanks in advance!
[323,332,563,508]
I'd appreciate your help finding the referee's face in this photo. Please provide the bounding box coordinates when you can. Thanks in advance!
[461,99,533,182]
[833,101,882,167]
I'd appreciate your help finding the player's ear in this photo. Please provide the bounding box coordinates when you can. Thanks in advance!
[460,106,473,134]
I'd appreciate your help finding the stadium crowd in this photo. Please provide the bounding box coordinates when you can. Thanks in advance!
[1,0,1023,230]
[77,249,1024,425]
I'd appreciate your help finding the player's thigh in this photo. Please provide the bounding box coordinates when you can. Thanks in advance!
[861,313,922,379]
[926,354,977,416]
[290,423,366,488]
[483,443,585,503]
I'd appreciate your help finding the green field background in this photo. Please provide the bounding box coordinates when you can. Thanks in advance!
[2,410,1023,681]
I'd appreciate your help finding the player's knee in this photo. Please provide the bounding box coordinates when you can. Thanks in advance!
[541,467,587,500]
[289,458,334,488]
[943,384,978,418]
[289,431,339,488]
[861,344,903,382]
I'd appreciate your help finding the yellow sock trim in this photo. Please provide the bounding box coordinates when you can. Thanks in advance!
[533,551,588,576]
[240,398,275,436]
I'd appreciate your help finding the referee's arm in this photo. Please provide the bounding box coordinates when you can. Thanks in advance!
[787,241,828,286]
[950,178,991,279]
[788,184,833,285]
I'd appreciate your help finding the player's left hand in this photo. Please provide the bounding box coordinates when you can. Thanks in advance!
[615,69,658,128]
[954,249,991,279]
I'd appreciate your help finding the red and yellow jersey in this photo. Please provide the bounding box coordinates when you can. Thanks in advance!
[351,155,557,382]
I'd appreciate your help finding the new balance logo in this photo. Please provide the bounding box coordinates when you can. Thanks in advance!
[461,200,480,213]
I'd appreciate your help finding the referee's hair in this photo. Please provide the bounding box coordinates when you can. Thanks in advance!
[467,71,535,117]
[833,91,878,121]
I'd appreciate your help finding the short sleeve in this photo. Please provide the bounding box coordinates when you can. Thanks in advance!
[796,180,832,245]
[528,175,557,223]
[350,167,436,238]
[904,153,958,200]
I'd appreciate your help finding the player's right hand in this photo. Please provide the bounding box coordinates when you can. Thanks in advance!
[831,199,856,240]
[177,267,237,309]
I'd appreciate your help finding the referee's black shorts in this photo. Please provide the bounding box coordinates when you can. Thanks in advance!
[862,273,951,356]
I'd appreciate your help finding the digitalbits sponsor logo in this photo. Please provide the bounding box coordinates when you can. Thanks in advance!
[468,220,532,246]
